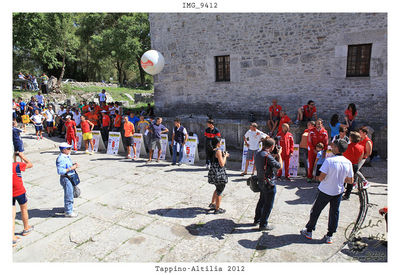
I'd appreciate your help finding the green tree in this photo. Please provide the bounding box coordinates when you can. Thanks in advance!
[91,13,150,86]
[13,13,79,87]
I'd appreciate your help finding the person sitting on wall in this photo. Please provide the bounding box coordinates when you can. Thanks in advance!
[295,100,317,124]
[266,99,282,136]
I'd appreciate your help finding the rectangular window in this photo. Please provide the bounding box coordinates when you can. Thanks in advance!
[346,44,372,77]
[215,55,230,82]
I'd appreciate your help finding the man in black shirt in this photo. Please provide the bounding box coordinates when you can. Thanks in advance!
[254,138,282,231]
[204,120,221,169]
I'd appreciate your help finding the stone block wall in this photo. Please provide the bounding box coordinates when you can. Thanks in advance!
[149,13,387,131]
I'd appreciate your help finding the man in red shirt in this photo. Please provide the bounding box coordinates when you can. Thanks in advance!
[296,100,317,124]
[100,110,111,146]
[276,123,294,180]
[307,118,329,182]
[277,110,292,134]
[342,131,364,200]
[357,127,373,189]
[13,153,34,246]
[267,99,282,135]
[64,115,77,151]
[112,110,122,131]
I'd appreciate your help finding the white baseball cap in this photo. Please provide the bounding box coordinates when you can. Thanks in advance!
[59,142,72,150]
[101,110,107,113]
[66,115,71,119]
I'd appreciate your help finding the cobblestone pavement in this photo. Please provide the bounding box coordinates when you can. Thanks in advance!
[12,125,387,262]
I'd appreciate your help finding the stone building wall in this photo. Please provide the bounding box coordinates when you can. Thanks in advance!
[149,13,387,127]
[149,13,387,158]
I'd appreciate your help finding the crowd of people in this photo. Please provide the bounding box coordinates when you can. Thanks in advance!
[12,92,378,246]
[17,72,49,93]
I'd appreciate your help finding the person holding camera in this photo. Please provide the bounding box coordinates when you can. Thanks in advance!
[56,142,79,217]
[300,139,354,244]
[208,137,230,214]
[254,138,282,231]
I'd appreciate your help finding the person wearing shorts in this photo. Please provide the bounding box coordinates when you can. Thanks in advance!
[147,117,169,163]
[43,105,55,137]
[30,109,45,140]
[12,154,34,246]
[123,116,136,159]
[241,123,268,176]
[80,115,94,154]
[296,100,317,124]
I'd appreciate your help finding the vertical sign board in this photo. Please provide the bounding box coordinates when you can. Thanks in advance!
[241,142,263,172]
[89,130,106,152]
[182,136,200,165]
[284,144,300,177]
[133,133,147,157]
[152,134,170,160]
[74,128,83,150]
[219,139,226,152]
[325,145,334,158]
[107,132,124,155]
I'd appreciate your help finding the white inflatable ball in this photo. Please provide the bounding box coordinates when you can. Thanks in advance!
[140,50,165,75]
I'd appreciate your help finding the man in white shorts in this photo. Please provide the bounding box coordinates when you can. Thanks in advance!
[241,123,268,176]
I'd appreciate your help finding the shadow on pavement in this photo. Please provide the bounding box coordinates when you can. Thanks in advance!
[165,167,207,173]
[148,207,210,218]
[238,232,323,250]
[15,207,65,219]
[136,163,171,167]
[185,218,259,240]
[40,151,60,154]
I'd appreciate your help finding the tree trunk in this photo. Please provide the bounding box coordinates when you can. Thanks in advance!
[115,60,124,86]
[137,56,145,87]
[58,45,66,87]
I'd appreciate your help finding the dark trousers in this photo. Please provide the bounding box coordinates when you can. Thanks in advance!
[205,145,214,165]
[299,148,309,177]
[101,126,110,146]
[254,184,276,227]
[344,164,359,197]
[306,190,342,236]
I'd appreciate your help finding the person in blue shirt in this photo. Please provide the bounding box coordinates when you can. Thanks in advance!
[128,112,140,125]
[313,143,325,183]
[13,120,25,162]
[56,142,79,217]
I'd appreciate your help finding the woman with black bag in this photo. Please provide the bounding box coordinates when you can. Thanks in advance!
[208,137,230,214]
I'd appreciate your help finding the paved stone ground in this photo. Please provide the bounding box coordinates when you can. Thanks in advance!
[13,125,387,262]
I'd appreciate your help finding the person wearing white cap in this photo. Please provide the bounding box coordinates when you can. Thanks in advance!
[64,115,77,151]
[56,142,79,217]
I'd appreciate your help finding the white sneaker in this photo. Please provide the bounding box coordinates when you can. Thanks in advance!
[65,212,78,218]
[89,151,94,155]
[85,150,90,154]
[206,164,210,170]
[362,181,370,189]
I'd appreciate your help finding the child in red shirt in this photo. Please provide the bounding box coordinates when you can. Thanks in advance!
[64,115,77,151]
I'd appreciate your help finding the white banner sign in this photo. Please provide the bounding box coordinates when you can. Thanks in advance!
[89,130,105,152]
[74,128,83,150]
[220,138,226,152]
[326,145,334,158]
[107,132,124,155]
[241,142,262,172]
[152,134,170,160]
[182,136,199,165]
[133,133,147,157]
[283,144,300,177]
